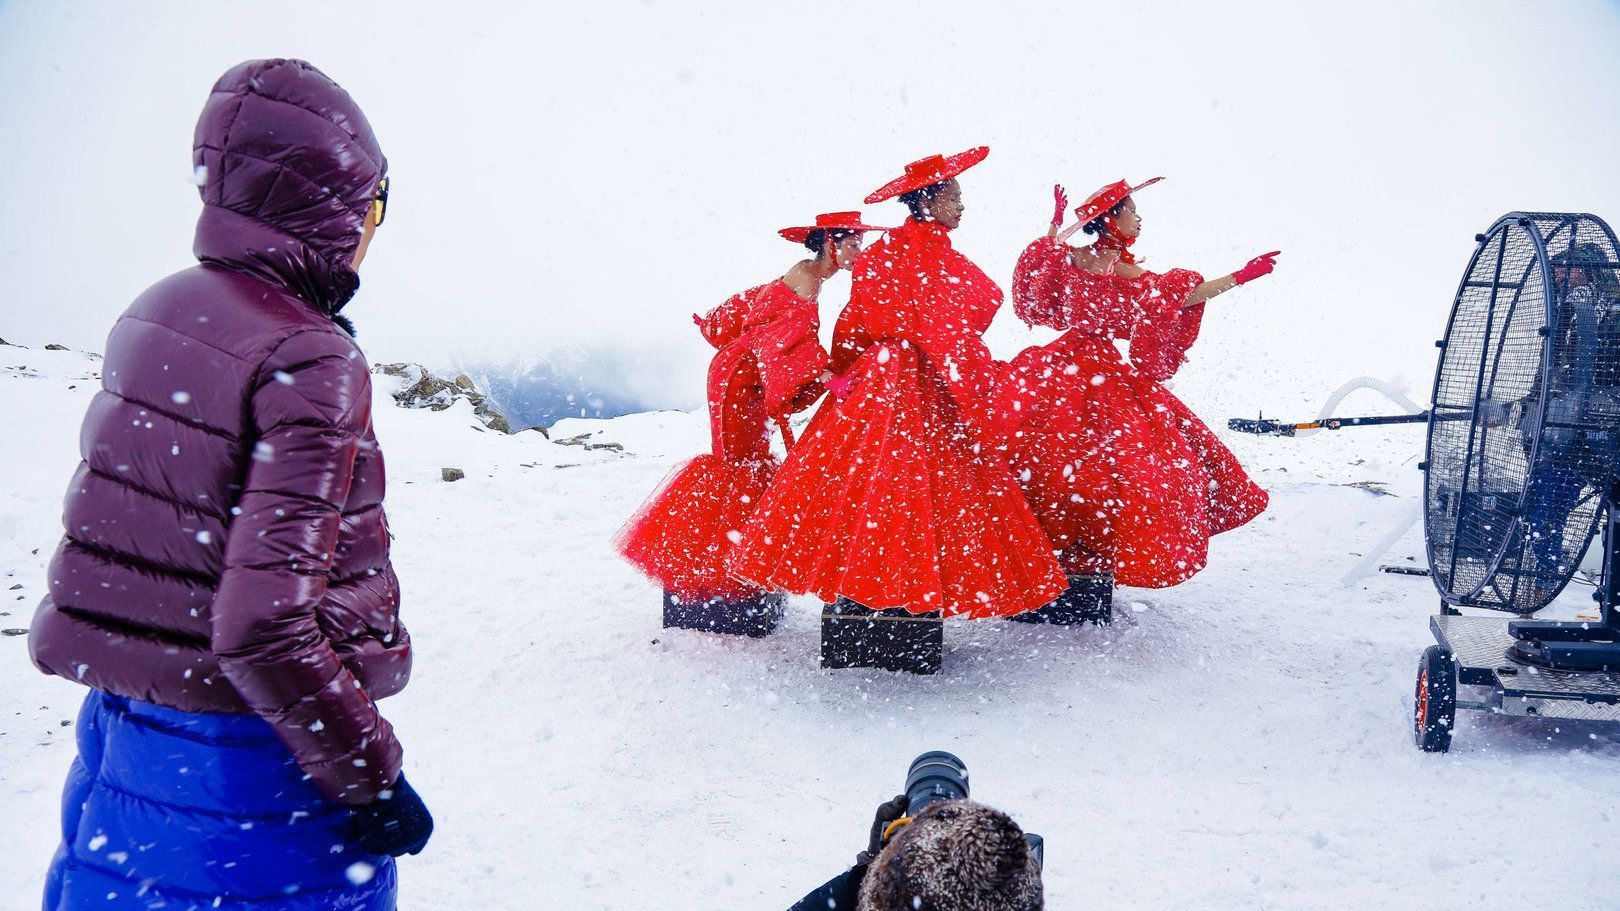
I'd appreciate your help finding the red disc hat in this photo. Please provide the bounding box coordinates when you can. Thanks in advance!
[1073,177,1164,223]
[864,146,990,204]
[777,211,891,244]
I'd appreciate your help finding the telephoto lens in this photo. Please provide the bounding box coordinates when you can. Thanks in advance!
[901,751,1045,867]
[904,750,969,816]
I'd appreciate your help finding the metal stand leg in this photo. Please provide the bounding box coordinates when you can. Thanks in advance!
[1603,488,1619,629]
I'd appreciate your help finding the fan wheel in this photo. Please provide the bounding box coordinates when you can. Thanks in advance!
[1413,645,1457,753]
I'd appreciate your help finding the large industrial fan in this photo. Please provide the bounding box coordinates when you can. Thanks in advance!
[1232,212,1620,751]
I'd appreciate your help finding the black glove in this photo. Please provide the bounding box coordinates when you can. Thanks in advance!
[855,794,910,866]
[351,774,434,857]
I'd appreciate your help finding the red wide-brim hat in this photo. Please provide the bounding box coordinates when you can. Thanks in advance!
[864,146,990,204]
[777,211,891,244]
[1073,176,1164,223]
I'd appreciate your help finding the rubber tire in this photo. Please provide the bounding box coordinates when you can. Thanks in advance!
[1413,645,1457,753]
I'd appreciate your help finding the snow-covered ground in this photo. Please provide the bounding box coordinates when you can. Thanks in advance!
[3,340,1618,910]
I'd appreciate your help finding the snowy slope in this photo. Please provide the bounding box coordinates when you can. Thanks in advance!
[2,341,1618,910]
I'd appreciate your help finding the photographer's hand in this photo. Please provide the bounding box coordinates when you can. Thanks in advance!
[857,794,910,866]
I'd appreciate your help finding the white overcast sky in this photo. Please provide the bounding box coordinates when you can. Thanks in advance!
[3,0,1619,411]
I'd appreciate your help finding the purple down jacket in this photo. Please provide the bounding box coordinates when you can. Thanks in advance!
[29,58,409,805]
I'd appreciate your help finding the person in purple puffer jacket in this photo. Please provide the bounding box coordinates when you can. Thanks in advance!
[28,58,431,910]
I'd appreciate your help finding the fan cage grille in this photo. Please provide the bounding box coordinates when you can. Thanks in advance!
[1425,213,1620,613]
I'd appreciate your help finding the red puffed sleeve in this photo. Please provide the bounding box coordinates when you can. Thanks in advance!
[1130,268,1205,382]
[747,284,829,418]
[1011,237,1070,329]
[896,257,1017,441]
[698,289,752,349]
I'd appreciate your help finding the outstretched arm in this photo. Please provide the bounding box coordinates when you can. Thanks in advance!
[1185,273,1238,307]
[1184,251,1280,308]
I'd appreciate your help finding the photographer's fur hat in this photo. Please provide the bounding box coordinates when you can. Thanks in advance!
[858,800,1043,911]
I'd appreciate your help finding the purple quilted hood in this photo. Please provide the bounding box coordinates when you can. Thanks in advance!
[192,58,387,321]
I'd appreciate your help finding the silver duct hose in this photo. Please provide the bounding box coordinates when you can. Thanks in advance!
[1295,376,1423,438]
[1286,377,1427,584]
[1341,503,1424,586]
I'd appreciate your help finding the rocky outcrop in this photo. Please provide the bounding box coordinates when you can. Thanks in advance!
[373,363,514,433]
[553,433,623,453]
[0,339,101,360]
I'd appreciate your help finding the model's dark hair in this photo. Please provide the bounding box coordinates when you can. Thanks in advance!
[899,181,950,220]
[1082,198,1131,237]
[805,228,856,256]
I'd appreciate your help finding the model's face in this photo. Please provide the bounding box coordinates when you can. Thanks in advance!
[929,179,964,230]
[832,233,864,271]
[1112,196,1141,239]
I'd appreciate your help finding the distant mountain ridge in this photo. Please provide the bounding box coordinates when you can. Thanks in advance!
[448,345,698,429]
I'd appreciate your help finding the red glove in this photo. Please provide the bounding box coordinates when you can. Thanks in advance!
[691,312,704,327]
[1233,251,1280,286]
[1050,184,1068,228]
[825,373,856,400]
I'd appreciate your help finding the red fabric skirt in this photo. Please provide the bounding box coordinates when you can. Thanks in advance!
[730,344,1064,618]
[615,454,776,599]
[1006,333,1267,588]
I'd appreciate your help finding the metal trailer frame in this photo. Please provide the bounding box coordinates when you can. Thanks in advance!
[1427,614,1620,719]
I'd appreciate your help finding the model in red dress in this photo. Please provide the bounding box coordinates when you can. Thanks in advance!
[1004,178,1278,589]
[617,213,884,626]
[730,149,1066,620]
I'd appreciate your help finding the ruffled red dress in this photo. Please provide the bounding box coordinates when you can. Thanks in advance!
[729,219,1066,618]
[616,279,828,599]
[1005,237,1268,588]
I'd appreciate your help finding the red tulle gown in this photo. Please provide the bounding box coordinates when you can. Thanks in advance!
[730,219,1066,618]
[1005,237,1268,588]
[616,279,828,599]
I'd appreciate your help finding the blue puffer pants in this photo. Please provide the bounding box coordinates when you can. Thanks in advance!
[43,691,396,910]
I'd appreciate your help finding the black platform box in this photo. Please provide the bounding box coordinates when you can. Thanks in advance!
[1009,573,1113,626]
[821,598,943,674]
[663,590,785,638]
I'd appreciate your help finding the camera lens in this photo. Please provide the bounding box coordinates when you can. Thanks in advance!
[1024,832,1044,867]
[904,750,969,816]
